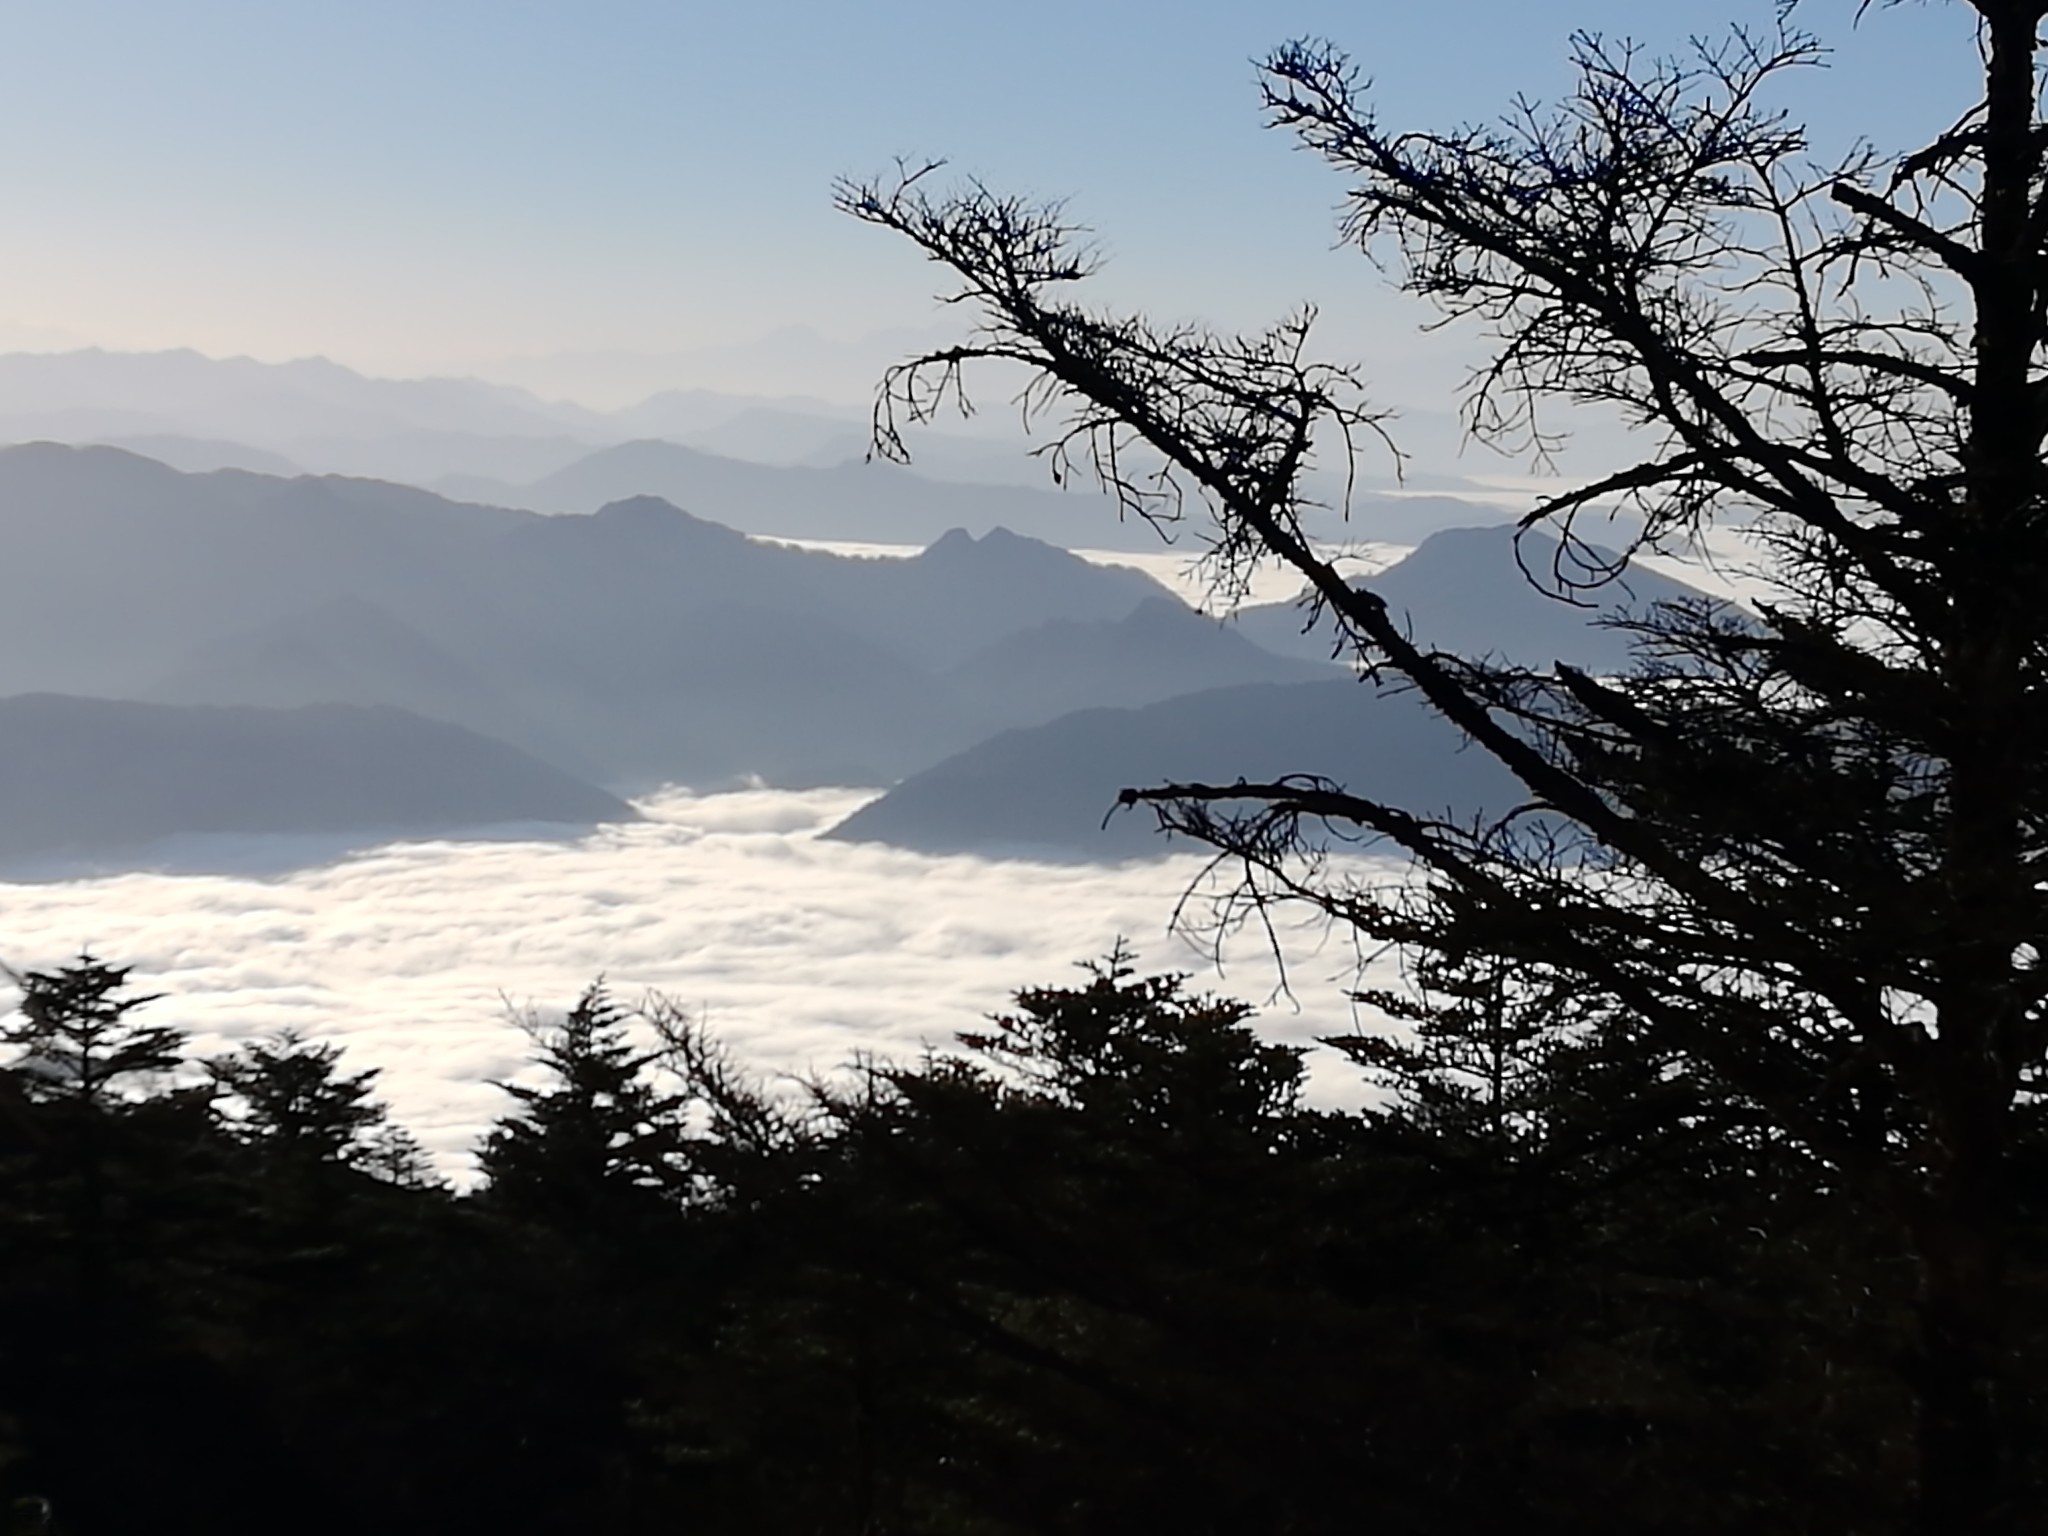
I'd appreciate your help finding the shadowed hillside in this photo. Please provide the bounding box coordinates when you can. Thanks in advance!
[827,678,1524,858]
[0,695,634,864]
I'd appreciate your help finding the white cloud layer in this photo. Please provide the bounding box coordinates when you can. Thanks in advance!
[0,788,1407,1179]
[760,537,1417,613]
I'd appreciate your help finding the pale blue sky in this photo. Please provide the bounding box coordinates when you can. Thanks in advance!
[0,0,1981,403]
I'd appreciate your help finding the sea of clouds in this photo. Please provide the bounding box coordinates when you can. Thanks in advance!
[0,526,1773,1181]
[0,788,1405,1179]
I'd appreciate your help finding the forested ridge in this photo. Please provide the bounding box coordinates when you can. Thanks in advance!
[0,948,2032,1535]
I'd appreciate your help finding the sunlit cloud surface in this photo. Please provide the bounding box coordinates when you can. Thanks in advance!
[0,788,1402,1178]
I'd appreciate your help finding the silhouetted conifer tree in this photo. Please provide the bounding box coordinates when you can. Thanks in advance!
[209,1028,386,1166]
[958,940,1303,1138]
[0,956,179,1111]
[356,1121,441,1188]
[478,982,677,1228]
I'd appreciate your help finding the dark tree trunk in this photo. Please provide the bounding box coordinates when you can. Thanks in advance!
[1913,1165,2012,1535]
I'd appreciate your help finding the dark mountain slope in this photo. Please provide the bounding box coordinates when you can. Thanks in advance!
[827,678,1523,859]
[0,694,634,863]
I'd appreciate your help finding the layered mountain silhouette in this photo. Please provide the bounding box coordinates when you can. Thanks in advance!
[0,348,1549,540]
[832,526,1735,859]
[91,434,305,477]
[668,405,1052,488]
[0,437,1736,866]
[0,444,531,697]
[0,445,1226,789]
[142,596,598,781]
[443,440,1534,552]
[0,348,608,450]
[0,695,633,865]
[947,597,1336,729]
[1231,522,1719,674]
[437,439,1177,552]
[826,679,1526,859]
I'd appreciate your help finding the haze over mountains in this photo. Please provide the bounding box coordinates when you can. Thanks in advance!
[437,439,1179,551]
[1230,522,1717,676]
[0,348,1520,547]
[0,347,1046,487]
[0,445,1189,784]
[0,348,1739,870]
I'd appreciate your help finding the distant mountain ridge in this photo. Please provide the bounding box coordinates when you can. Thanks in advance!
[143,595,598,781]
[0,348,609,446]
[435,438,1177,552]
[0,348,1526,546]
[444,440,1526,551]
[1231,522,1726,674]
[0,444,1223,789]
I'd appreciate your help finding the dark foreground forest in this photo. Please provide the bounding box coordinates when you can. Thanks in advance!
[0,949,2040,1536]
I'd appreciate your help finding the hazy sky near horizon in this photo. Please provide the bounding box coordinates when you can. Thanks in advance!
[0,0,1980,404]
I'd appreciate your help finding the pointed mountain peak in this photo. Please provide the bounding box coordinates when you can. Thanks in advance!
[922,526,979,556]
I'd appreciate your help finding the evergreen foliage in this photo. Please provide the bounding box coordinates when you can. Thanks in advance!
[0,956,177,1111]
[208,1029,386,1165]
[0,951,1966,1534]
[837,7,2048,1528]
[476,982,687,1235]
